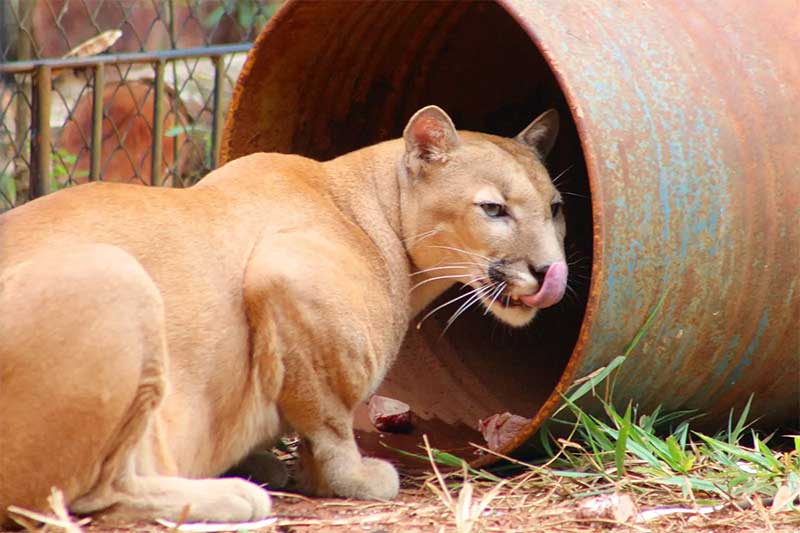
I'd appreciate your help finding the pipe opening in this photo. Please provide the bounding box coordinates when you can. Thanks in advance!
[222,0,593,467]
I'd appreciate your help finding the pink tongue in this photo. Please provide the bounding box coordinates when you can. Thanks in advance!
[519,261,568,309]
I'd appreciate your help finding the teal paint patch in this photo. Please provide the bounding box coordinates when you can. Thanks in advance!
[785,280,796,307]
[728,309,769,385]
[711,335,742,381]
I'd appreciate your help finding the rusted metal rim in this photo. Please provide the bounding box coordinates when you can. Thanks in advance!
[222,0,800,470]
[221,0,595,468]
[465,0,608,467]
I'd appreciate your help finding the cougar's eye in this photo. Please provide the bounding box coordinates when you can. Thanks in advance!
[550,201,563,218]
[480,202,508,218]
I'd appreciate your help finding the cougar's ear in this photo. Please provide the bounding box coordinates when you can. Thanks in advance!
[516,109,559,159]
[403,105,460,175]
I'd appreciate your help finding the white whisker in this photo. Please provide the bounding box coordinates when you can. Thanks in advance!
[410,273,473,292]
[561,191,588,199]
[404,228,437,243]
[425,244,490,262]
[416,283,487,329]
[551,164,574,188]
[565,283,580,304]
[409,265,475,277]
[568,257,590,267]
[483,282,507,316]
[449,260,489,267]
[448,284,494,325]
[442,284,496,336]
[404,228,440,248]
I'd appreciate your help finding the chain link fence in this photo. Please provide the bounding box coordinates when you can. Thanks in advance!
[1,0,281,212]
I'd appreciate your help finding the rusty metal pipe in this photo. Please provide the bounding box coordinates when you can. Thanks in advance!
[221,0,800,466]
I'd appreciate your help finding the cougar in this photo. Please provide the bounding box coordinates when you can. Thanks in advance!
[0,105,566,524]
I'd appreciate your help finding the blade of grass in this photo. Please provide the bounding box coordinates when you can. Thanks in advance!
[379,441,501,482]
[695,433,776,472]
[752,432,783,472]
[614,402,633,477]
[729,395,754,444]
[606,290,669,400]
[554,291,668,419]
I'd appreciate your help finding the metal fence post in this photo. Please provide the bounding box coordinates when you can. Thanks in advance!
[150,61,166,186]
[210,54,225,169]
[0,0,270,207]
[13,0,33,200]
[89,63,105,181]
[29,65,51,199]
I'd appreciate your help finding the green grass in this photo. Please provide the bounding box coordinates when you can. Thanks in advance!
[411,383,798,509]
[392,295,799,526]
[534,294,798,507]
[1,170,16,209]
[542,387,798,504]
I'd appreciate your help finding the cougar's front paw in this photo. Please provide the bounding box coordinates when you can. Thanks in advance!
[296,453,399,501]
[357,457,399,500]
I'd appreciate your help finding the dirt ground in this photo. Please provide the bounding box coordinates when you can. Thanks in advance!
[6,476,798,533]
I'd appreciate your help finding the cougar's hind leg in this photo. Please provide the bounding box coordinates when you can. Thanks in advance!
[0,244,271,525]
[62,245,272,523]
[0,244,167,524]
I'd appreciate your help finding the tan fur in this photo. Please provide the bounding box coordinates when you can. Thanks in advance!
[0,107,564,525]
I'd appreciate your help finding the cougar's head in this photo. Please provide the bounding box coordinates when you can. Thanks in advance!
[401,105,567,328]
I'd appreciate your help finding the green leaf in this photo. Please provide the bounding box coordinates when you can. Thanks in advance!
[560,395,614,453]
[674,421,690,450]
[558,355,626,412]
[622,290,669,359]
[622,431,664,469]
[665,435,690,474]
[203,4,226,28]
[552,291,668,419]
[538,468,605,479]
[378,442,501,482]
[614,403,632,477]
[659,476,720,494]
[729,395,754,444]
[695,433,774,472]
[753,432,783,472]
[1,172,17,206]
[237,0,255,28]
[538,422,555,457]
[164,123,209,138]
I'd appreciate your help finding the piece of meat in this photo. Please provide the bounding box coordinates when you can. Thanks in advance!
[368,395,413,433]
[478,412,531,451]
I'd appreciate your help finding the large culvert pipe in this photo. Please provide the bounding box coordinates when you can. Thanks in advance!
[221,0,800,467]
